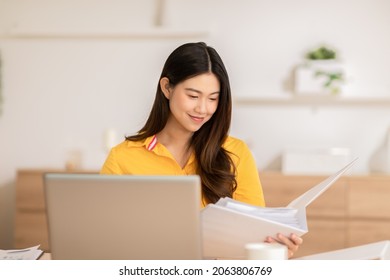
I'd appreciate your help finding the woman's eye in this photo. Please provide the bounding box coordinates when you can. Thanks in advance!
[209,98,218,101]
[189,95,198,99]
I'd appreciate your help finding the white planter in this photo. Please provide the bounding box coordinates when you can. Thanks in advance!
[294,60,344,95]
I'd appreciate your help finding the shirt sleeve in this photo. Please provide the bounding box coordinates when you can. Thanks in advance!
[100,147,124,175]
[231,141,266,207]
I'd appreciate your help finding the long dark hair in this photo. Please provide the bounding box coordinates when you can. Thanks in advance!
[126,42,237,204]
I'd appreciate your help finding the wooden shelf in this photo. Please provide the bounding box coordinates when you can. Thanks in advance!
[234,95,390,107]
[0,28,209,40]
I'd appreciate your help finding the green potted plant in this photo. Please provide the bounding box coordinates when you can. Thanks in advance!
[306,46,337,60]
[295,45,345,95]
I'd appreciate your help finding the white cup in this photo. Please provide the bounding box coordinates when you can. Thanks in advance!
[245,243,288,260]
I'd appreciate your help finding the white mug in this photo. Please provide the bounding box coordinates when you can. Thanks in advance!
[245,243,288,260]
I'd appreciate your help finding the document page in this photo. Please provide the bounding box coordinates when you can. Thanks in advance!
[0,245,43,260]
[287,157,358,208]
[217,198,300,228]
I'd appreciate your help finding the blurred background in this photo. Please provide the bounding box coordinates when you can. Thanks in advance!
[1,0,390,250]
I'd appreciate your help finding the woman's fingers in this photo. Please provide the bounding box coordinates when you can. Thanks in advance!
[265,233,303,258]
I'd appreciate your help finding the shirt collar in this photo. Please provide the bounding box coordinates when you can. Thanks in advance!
[126,134,196,166]
[126,135,156,150]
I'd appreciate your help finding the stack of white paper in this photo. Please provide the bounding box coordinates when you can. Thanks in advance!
[201,158,358,259]
[0,245,43,260]
[217,198,300,228]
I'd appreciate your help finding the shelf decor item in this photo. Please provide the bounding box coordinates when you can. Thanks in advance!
[370,127,390,174]
[295,46,345,96]
[0,50,3,116]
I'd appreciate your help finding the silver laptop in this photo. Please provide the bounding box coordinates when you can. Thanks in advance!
[44,173,202,260]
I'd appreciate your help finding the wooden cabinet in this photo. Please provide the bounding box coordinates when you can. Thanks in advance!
[15,170,51,250]
[15,169,390,258]
[14,169,97,251]
[347,176,390,219]
[260,172,390,258]
[347,175,390,247]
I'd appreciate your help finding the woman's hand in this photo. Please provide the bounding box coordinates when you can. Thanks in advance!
[265,233,303,259]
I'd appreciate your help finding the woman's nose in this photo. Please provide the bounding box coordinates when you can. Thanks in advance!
[195,99,207,113]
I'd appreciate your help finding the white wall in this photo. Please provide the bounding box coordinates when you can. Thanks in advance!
[1,0,390,248]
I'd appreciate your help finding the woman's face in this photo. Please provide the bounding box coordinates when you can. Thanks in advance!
[163,73,220,133]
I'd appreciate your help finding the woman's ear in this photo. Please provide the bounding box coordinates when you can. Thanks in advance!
[160,77,171,99]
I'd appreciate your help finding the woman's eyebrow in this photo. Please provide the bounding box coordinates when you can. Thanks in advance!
[185,87,220,95]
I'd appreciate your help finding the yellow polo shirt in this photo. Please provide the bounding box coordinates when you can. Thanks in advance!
[100,135,265,207]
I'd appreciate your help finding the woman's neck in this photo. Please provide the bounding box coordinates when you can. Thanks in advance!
[158,116,193,147]
[157,124,193,168]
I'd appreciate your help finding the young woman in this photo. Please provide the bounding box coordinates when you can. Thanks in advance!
[101,42,302,258]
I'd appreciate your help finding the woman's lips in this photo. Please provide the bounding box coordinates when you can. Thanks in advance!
[189,115,205,123]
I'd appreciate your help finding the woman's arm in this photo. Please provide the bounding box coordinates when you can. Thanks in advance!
[229,138,265,207]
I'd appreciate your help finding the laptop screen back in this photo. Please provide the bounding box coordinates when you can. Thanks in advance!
[44,173,202,260]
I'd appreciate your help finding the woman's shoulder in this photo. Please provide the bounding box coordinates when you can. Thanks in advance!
[223,135,250,152]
